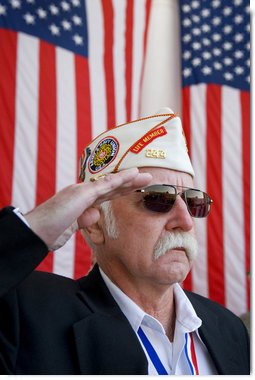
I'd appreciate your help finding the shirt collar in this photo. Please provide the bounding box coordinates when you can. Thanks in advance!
[174,284,202,332]
[99,267,202,334]
[99,267,145,332]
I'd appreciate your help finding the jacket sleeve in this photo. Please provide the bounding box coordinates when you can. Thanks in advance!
[0,207,49,298]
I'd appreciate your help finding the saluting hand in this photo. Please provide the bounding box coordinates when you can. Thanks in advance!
[25,168,151,250]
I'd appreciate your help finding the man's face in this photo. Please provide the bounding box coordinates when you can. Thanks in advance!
[95,167,197,289]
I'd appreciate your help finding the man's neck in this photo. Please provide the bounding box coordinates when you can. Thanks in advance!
[105,269,176,341]
[128,287,176,341]
[98,262,177,340]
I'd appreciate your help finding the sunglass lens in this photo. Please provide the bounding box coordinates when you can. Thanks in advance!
[185,190,211,217]
[143,186,176,213]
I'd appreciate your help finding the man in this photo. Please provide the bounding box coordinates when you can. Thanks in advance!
[0,108,250,374]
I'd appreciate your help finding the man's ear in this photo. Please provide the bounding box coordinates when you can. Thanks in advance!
[85,217,105,245]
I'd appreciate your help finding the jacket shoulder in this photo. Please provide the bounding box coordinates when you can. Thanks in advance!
[185,290,250,346]
[18,270,80,299]
[185,290,243,321]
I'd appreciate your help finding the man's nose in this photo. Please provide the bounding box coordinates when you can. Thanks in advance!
[165,196,194,232]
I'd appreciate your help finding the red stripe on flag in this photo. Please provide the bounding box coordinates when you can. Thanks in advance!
[125,0,134,122]
[206,84,225,305]
[181,87,191,151]
[0,30,17,207]
[102,0,116,129]
[240,91,250,310]
[181,86,192,291]
[35,41,57,273]
[74,55,93,279]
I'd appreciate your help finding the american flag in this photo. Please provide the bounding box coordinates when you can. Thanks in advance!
[0,0,250,317]
[179,0,250,315]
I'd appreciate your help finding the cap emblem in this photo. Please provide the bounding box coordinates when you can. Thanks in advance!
[89,137,119,173]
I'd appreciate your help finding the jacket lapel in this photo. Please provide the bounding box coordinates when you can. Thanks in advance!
[73,266,147,374]
[199,317,245,374]
[186,292,246,374]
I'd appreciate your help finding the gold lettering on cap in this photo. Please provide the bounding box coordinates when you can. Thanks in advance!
[145,149,167,159]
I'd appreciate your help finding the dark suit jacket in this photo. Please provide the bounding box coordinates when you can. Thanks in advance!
[0,207,250,374]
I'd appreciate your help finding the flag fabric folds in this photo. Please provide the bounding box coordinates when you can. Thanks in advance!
[0,0,250,317]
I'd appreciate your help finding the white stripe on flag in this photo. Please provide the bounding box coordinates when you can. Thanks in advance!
[112,0,126,125]
[131,0,146,120]
[190,84,208,298]
[12,33,39,212]
[86,0,107,137]
[222,85,246,315]
[140,0,181,117]
[53,48,77,278]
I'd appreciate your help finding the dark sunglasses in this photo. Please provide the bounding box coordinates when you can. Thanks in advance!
[136,184,213,218]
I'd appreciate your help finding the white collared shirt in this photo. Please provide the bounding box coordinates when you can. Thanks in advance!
[100,268,217,375]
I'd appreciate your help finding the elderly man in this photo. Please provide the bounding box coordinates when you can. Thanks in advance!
[0,108,250,375]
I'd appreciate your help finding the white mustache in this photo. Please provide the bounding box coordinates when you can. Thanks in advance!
[153,231,198,262]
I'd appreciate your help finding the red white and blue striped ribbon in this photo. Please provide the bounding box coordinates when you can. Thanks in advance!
[138,327,199,375]
[184,332,199,375]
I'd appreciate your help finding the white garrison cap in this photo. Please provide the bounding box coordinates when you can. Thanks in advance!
[79,107,194,182]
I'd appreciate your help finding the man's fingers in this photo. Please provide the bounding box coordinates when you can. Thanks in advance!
[83,169,152,205]
[24,168,152,249]
[93,167,140,184]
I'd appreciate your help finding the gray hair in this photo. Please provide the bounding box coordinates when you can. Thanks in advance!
[100,201,119,239]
